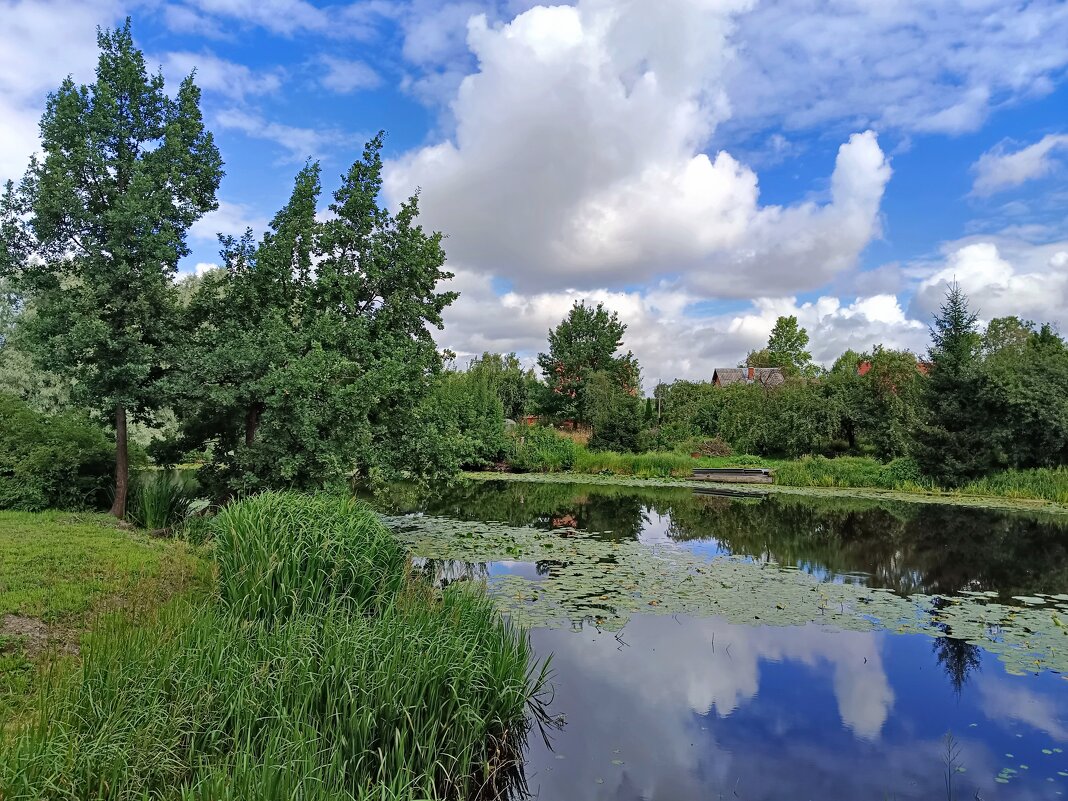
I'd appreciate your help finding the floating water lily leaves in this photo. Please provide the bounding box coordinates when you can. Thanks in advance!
[381,513,1068,676]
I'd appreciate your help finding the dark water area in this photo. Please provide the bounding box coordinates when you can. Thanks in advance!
[382,480,1068,600]
[370,480,1068,799]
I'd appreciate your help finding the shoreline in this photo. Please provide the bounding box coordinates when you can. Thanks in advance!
[463,470,1068,516]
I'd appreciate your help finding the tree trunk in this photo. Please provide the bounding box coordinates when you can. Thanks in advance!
[109,404,129,519]
[245,404,262,447]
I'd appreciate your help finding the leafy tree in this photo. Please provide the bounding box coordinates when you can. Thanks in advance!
[585,370,642,452]
[170,163,319,487]
[178,135,456,492]
[428,368,507,468]
[748,315,815,377]
[8,20,222,516]
[980,324,1068,469]
[537,301,640,422]
[912,283,993,485]
[858,347,922,459]
[982,316,1034,360]
[466,352,540,420]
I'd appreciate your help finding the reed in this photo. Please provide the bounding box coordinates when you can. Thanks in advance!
[125,470,196,531]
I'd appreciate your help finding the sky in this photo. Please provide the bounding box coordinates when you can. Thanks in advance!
[2,0,1067,385]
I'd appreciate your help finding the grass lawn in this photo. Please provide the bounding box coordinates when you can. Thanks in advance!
[0,511,209,723]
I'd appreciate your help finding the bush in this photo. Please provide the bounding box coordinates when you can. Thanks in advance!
[0,393,114,511]
[505,425,578,472]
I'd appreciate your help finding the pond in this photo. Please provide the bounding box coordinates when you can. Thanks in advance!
[368,478,1068,800]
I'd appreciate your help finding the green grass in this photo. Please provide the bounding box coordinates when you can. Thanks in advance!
[126,470,198,531]
[961,467,1068,505]
[0,510,209,725]
[555,445,1068,505]
[1,493,550,801]
[0,510,208,623]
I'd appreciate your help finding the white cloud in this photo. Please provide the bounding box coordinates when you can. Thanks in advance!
[0,0,122,180]
[214,107,340,163]
[398,1,1068,138]
[167,0,394,39]
[190,199,269,243]
[972,134,1068,196]
[910,238,1068,327]
[385,1,891,297]
[316,55,382,94]
[436,270,927,389]
[161,51,284,101]
[193,261,222,276]
[723,0,1068,136]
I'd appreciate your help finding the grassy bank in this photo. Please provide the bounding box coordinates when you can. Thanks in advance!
[0,511,209,722]
[1,493,549,800]
[508,441,1068,506]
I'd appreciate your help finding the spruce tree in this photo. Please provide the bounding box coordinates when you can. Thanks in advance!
[912,283,993,485]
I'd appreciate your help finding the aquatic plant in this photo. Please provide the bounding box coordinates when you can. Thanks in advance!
[381,511,1068,676]
[213,492,410,620]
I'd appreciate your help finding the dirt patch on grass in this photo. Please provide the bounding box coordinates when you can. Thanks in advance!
[1,614,79,658]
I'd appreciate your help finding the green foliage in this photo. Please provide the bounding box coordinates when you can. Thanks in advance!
[505,425,578,472]
[422,366,507,469]
[465,352,540,420]
[979,325,1068,470]
[1,493,546,801]
[7,20,223,517]
[126,470,196,531]
[178,136,456,495]
[960,467,1068,505]
[213,492,410,621]
[913,284,1004,485]
[0,393,114,511]
[824,346,921,459]
[536,301,640,422]
[572,448,697,478]
[748,315,815,377]
[584,369,642,452]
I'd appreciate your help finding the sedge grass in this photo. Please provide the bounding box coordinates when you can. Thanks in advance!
[125,470,197,531]
[0,492,550,801]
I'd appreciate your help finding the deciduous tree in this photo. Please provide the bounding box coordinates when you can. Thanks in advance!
[11,20,222,516]
[537,301,640,422]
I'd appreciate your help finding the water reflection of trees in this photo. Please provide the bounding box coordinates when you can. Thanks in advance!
[381,481,1068,600]
[666,494,1068,598]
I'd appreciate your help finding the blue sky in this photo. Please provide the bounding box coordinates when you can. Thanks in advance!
[3,0,1067,381]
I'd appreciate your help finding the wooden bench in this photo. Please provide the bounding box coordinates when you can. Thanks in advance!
[691,467,773,484]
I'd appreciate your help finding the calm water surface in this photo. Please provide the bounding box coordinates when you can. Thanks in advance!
[371,480,1068,800]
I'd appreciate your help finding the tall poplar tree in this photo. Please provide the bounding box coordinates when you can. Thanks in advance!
[13,20,222,516]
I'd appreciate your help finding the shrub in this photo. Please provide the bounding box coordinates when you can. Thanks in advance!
[682,437,732,458]
[0,393,114,511]
[506,425,578,472]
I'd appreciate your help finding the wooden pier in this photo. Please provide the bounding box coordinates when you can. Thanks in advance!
[691,467,773,484]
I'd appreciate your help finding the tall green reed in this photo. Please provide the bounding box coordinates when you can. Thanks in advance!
[125,470,197,530]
